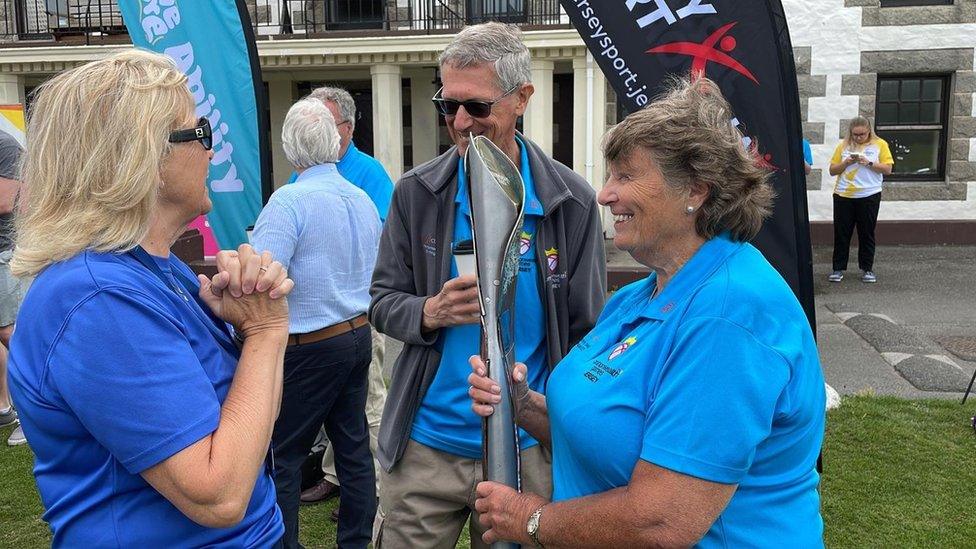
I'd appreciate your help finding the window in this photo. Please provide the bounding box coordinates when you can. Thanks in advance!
[466,0,527,24]
[323,0,385,30]
[875,75,950,181]
[880,0,953,6]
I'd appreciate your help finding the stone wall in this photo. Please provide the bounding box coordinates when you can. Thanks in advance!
[785,0,976,218]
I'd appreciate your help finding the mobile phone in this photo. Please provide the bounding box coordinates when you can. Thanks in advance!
[849,152,860,160]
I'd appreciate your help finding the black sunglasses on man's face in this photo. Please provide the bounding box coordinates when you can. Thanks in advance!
[169,117,212,150]
[430,83,520,119]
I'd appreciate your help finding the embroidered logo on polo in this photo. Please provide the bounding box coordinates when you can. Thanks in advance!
[608,336,637,360]
[519,231,532,256]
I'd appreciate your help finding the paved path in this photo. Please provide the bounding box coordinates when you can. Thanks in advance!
[813,244,976,400]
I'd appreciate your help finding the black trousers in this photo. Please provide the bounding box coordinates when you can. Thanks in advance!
[272,325,376,549]
[832,192,882,272]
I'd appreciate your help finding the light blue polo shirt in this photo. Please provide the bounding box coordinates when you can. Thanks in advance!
[286,141,394,222]
[546,234,825,547]
[411,137,548,459]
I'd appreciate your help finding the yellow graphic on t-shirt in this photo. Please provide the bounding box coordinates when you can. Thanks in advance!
[830,137,893,199]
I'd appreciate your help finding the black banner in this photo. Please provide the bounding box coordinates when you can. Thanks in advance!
[561,0,816,330]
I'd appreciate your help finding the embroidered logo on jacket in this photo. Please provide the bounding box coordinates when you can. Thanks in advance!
[545,247,558,274]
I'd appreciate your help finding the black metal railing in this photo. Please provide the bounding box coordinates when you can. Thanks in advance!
[0,0,566,44]
[249,0,565,36]
[0,0,126,44]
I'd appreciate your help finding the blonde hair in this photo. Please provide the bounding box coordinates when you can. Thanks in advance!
[842,116,875,150]
[603,76,773,242]
[12,49,192,277]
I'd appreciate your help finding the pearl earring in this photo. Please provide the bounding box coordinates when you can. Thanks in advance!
[685,205,695,214]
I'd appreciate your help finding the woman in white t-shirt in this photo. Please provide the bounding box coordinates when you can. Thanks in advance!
[827,117,894,284]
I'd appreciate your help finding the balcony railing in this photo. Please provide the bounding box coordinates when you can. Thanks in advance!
[0,0,568,45]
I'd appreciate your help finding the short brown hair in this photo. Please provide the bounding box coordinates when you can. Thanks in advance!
[603,77,773,242]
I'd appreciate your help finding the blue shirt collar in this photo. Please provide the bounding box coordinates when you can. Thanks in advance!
[638,232,742,321]
[455,136,544,218]
[338,141,358,168]
[294,163,339,182]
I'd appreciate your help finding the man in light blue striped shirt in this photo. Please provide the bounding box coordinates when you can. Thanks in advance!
[251,98,380,549]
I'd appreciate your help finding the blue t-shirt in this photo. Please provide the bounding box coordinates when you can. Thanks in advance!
[547,234,825,547]
[803,139,814,167]
[411,137,548,458]
[8,250,283,548]
[287,141,394,222]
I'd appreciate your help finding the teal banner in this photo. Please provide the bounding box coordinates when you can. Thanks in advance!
[118,0,268,253]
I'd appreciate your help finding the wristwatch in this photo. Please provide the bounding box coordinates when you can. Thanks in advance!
[527,505,545,548]
[868,161,874,167]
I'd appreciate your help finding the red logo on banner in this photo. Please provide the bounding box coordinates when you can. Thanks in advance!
[646,22,758,85]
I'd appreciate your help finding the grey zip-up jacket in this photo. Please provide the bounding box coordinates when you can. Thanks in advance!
[369,136,607,472]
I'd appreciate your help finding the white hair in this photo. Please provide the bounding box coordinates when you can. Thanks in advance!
[281,98,340,169]
[438,22,531,91]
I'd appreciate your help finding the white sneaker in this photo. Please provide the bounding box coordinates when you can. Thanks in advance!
[7,424,26,446]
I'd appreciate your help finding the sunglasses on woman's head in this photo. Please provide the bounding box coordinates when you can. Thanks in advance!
[169,117,213,150]
[430,83,520,119]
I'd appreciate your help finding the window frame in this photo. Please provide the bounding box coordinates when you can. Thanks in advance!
[874,73,952,182]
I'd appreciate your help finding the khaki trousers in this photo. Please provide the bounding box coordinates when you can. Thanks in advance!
[373,439,553,549]
[322,328,387,491]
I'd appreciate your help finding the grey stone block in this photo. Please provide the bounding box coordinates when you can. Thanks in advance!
[800,97,809,122]
[839,120,853,140]
[844,0,877,7]
[859,95,876,118]
[948,160,976,182]
[842,73,877,96]
[862,3,976,27]
[806,169,822,190]
[861,48,974,74]
[796,74,827,100]
[950,138,972,162]
[803,122,825,145]
[955,71,976,94]
[951,116,976,139]
[952,93,973,118]
[794,46,812,75]
[893,355,970,392]
[883,181,967,201]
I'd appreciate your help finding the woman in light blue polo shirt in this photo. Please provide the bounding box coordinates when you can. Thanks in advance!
[468,77,825,548]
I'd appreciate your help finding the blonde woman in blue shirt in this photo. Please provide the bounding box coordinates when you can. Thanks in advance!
[827,117,894,284]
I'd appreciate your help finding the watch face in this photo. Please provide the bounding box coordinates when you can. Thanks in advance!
[528,509,541,534]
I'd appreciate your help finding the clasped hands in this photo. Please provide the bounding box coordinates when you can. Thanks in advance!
[196,244,294,339]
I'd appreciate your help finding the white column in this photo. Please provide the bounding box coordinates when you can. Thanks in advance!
[408,68,438,167]
[572,54,609,233]
[0,74,25,106]
[523,59,554,155]
[267,78,294,190]
[571,55,607,190]
[371,64,404,181]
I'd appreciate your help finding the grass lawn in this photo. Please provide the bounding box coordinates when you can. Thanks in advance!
[1,396,974,547]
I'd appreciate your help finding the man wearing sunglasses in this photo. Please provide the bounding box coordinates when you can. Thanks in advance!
[369,22,606,548]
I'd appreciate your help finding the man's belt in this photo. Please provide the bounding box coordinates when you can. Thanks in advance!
[287,314,368,346]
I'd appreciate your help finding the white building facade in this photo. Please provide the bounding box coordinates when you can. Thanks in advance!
[0,0,972,231]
